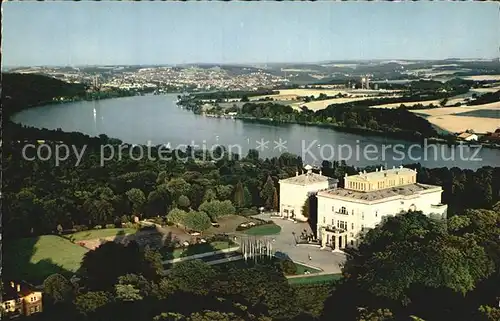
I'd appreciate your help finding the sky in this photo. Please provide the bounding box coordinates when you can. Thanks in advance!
[2,1,500,67]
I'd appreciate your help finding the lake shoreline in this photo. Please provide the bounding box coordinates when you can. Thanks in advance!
[9,93,500,169]
[225,114,500,150]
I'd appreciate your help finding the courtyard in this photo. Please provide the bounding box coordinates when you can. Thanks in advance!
[249,213,346,274]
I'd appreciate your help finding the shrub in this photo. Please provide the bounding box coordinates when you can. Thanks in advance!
[240,208,259,216]
[105,224,115,229]
[183,210,212,231]
[208,234,231,243]
[199,200,235,221]
[279,259,298,275]
[74,225,89,232]
[94,225,102,230]
[150,217,165,226]
[121,222,136,229]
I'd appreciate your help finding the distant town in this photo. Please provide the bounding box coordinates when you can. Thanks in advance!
[8,58,500,93]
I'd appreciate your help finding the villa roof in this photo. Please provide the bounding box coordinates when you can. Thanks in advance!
[280,172,337,186]
[317,183,441,202]
[347,166,416,183]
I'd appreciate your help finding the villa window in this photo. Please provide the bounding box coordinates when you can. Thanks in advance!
[351,223,354,230]
[351,210,354,215]
[375,211,378,217]
[362,213,364,220]
[350,240,354,246]
[341,207,346,214]
[331,206,334,212]
[35,306,40,312]
[323,217,325,224]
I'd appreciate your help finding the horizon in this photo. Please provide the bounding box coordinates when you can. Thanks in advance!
[4,57,499,70]
[3,1,500,67]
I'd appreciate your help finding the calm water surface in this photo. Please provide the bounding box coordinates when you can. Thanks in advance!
[11,94,500,169]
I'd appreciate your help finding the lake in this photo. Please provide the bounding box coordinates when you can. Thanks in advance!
[11,93,500,170]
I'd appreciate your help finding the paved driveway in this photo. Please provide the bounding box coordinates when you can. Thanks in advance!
[250,213,346,274]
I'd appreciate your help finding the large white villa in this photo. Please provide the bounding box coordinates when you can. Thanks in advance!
[278,165,338,222]
[316,166,448,250]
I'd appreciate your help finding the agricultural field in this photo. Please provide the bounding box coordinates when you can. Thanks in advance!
[298,96,401,111]
[249,88,402,111]
[471,86,500,93]
[3,235,89,283]
[463,75,500,81]
[370,99,442,109]
[411,101,500,134]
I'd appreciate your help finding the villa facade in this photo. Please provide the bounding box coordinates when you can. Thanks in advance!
[316,166,448,250]
[278,165,338,222]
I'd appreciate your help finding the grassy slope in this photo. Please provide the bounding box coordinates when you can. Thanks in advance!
[288,273,343,285]
[68,228,137,241]
[3,235,89,283]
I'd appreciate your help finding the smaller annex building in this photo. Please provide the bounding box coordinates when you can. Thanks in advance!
[278,165,338,222]
[1,281,43,319]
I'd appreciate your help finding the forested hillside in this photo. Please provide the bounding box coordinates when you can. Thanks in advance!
[2,73,87,116]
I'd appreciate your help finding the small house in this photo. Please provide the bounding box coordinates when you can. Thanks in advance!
[1,281,43,319]
[457,132,478,141]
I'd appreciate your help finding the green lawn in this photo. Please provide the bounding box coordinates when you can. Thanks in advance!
[3,235,89,284]
[288,273,343,285]
[244,224,281,235]
[294,263,322,275]
[68,228,137,241]
[164,241,235,260]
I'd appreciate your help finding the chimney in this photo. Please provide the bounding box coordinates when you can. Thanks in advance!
[16,284,20,292]
[319,170,322,176]
[295,171,298,177]
[10,281,14,289]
